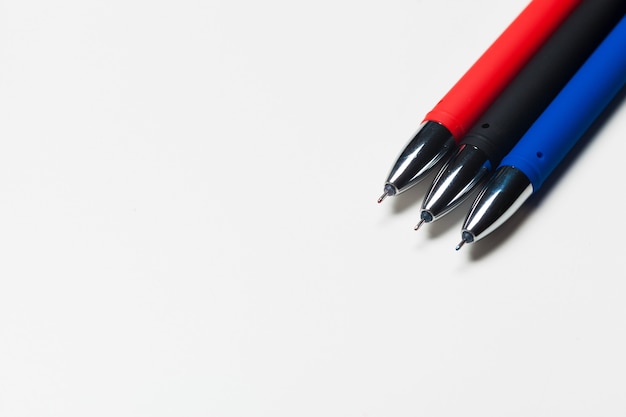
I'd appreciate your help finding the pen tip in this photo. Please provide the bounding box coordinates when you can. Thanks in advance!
[455,239,466,251]
[414,219,425,231]
[377,191,388,204]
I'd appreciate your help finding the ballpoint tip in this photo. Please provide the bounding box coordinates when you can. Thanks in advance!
[414,219,425,231]
[377,191,388,204]
[455,239,467,251]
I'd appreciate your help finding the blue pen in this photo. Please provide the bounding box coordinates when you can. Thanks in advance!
[456,14,626,250]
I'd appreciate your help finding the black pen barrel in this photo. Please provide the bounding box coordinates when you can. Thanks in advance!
[461,0,626,166]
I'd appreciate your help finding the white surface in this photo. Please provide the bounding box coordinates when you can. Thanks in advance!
[1,0,625,416]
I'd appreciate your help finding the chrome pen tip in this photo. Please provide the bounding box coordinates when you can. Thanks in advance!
[456,231,475,250]
[378,184,397,204]
[415,211,433,231]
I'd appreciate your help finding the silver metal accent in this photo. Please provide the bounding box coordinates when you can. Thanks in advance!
[384,121,456,195]
[420,144,492,222]
[461,166,533,243]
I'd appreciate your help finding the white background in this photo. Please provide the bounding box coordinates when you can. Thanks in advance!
[1,0,625,416]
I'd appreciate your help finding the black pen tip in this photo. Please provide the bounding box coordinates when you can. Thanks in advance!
[414,219,425,231]
[456,231,475,250]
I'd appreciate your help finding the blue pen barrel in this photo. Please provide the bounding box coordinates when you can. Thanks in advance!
[500,15,626,191]
[459,14,626,248]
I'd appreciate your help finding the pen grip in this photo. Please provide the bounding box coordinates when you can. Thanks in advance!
[460,0,626,166]
[500,15,626,190]
[424,0,581,141]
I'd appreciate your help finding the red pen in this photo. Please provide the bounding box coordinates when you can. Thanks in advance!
[378,0,582,203]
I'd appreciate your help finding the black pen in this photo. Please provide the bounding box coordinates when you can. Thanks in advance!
[416,0,626,229]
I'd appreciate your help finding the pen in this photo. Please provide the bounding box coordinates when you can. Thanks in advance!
[416,0,626,229]
[376,0,581,203]
[456,14,626,250]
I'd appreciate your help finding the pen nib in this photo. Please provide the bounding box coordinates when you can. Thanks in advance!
[377,191,389,204]
[414,219,425,231]
[455,239,467,251]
